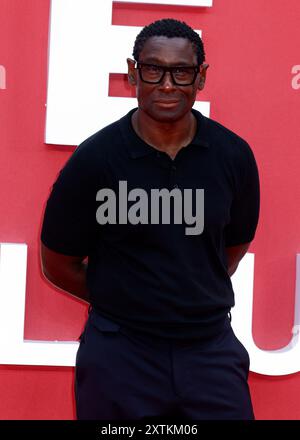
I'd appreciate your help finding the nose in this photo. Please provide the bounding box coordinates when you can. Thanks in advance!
[159,71,176,90]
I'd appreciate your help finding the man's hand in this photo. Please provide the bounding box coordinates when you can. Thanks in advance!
[225,242,251,277]
[40,243,90,303]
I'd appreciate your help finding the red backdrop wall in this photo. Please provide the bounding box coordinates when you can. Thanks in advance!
[0,0,300,419]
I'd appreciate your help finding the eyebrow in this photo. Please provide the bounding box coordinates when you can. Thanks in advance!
[140,58,194,66]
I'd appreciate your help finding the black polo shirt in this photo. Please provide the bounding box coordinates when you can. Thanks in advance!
[41,107,260,340]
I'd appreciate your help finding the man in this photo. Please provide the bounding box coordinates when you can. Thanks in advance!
[40,18,260,420]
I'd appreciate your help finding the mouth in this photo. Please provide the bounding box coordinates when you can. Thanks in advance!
[154,100,179,108]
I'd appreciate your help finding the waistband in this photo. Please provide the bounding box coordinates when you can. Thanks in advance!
[89,306,232,343]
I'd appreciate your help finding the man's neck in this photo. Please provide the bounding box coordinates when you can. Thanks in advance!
[131,109,197,159]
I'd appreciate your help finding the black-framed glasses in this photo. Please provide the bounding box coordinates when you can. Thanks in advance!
[136,62,200,86]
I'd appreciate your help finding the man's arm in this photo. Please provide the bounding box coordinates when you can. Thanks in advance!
[40,242,90,303]
[225,242,250,277]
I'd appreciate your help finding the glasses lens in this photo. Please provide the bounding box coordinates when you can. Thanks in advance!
[172,67,196,85]
[140,64,163,83]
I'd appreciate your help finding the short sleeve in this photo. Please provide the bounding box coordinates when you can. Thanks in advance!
[224,142,260,247]
[41,142,99,256]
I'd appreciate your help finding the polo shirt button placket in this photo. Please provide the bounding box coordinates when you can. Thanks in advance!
[170,163,179,189]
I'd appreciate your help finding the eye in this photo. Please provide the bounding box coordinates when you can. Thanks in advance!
[173,67,192,76]
[144,65,161,73]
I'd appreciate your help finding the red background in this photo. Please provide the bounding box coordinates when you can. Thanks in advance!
[0,0,300,419]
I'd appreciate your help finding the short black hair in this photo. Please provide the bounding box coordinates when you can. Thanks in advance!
[132,18,205,66]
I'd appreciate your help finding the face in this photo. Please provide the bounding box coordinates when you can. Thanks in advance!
[127,36,208,123]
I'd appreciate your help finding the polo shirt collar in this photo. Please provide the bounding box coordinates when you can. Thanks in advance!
[119,107,210,159]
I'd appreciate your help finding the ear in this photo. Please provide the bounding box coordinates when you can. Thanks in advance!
[197,63,209,91]
[127,58,137,86]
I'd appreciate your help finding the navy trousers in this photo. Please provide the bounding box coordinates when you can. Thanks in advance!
[75,309,254,420]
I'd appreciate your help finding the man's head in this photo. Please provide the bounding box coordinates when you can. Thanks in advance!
[127,18,209,123]
[132,18,206,66]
